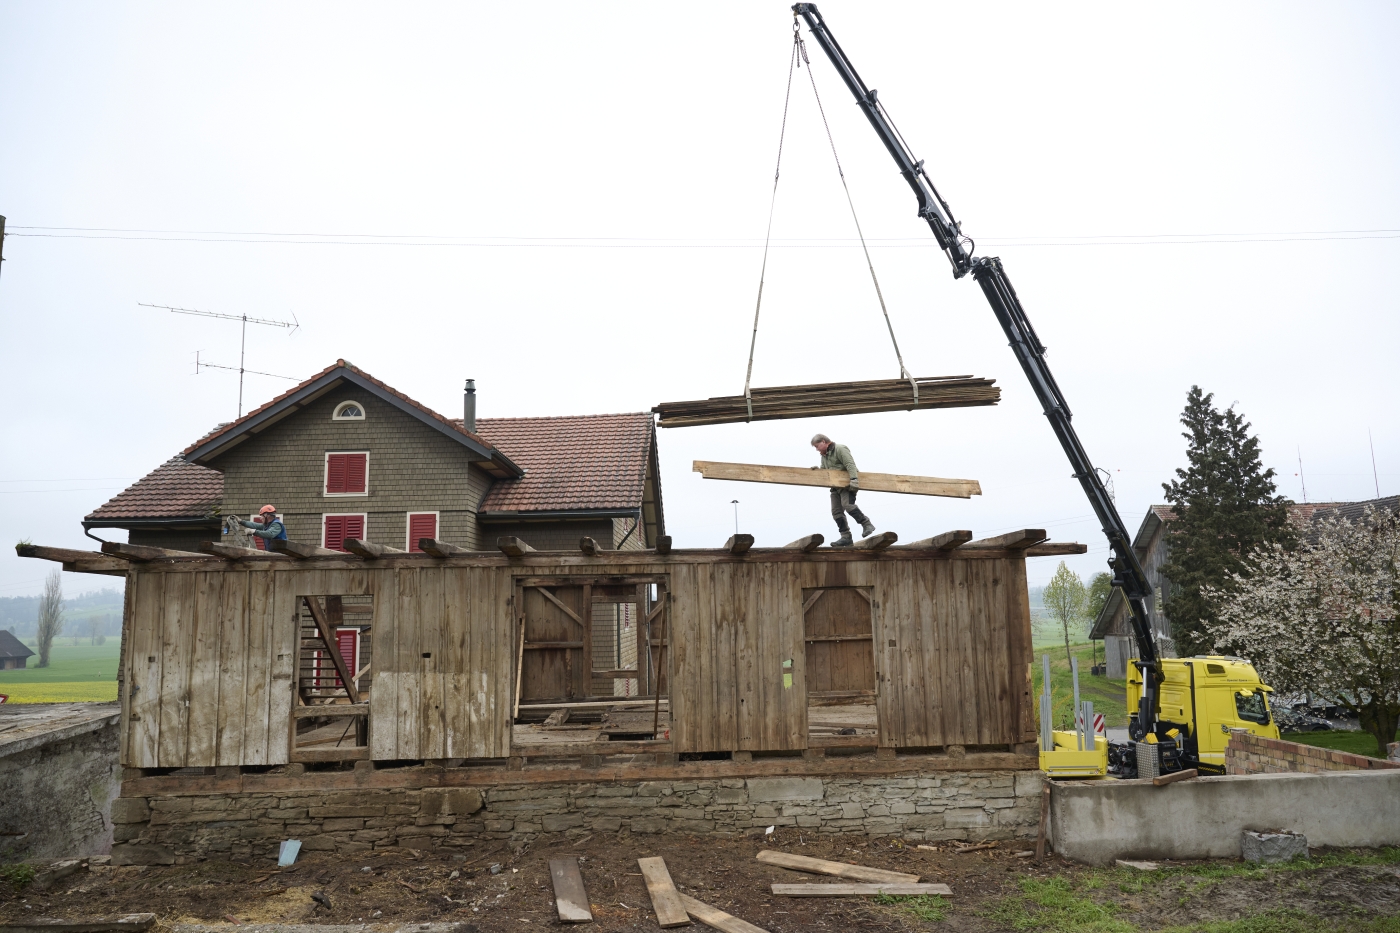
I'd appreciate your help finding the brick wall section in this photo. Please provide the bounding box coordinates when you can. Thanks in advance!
[1225,731,1400,775]
[216,392,493,550]
[110,771,1044,864]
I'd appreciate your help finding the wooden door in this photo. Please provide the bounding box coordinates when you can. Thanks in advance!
[802,586,875,702]
[519,583,589,702]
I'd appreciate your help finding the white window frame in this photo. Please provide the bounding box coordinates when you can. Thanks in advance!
[323,451,370,497]
[331,400,366,421]
[321,512,369,550]
[405,511,441,552]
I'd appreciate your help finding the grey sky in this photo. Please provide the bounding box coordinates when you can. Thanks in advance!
[3,2,1398,598]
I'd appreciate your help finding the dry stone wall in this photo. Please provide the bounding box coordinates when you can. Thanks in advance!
[112,770,1044,864]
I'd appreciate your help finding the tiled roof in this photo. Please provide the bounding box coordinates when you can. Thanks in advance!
[85,456,223,523]
[0,630,35,660]
[472,413,654,513]
[182,359,500,458]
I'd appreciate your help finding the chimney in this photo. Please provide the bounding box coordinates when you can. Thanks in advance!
[463,379,476,432]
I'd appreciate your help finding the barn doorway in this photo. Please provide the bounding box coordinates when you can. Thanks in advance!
[802,585,878,745]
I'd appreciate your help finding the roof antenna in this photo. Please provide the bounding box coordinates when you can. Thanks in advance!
[1297,447,1307,504]
[1370,429,1381,499]
[141,304,299,417]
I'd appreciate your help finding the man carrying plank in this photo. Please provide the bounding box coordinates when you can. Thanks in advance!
[811,434,876,548]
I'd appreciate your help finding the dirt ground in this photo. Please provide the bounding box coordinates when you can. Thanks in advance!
[4,831,1400,933]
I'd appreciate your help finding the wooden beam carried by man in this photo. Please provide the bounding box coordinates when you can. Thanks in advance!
[693,461,981,499]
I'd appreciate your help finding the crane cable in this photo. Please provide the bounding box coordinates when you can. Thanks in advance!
[742,23,918,418]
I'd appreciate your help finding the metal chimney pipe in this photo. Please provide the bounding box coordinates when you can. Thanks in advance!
[463,379,476,432]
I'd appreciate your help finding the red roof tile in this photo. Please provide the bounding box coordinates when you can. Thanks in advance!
[85,456,224,523]
[471,413,654,513]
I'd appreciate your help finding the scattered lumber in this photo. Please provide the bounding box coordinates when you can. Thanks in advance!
[0,916,156,933]
[548,856,593,923]
[100,542,205,561]
[656,535,673,555]
[676,894,769,933]
[419,538,466,557]
[694,461,981,499]
[1153,768,1198,787]
[754,850,919,884]
[637,856,691,927]
[579,537,600,556]
[269,540,342,558]
[725,534,754,556]
[343,538,406,559]
[1024,542,1088,556]
[952,843,996,854]
[16,544,115,564]
[771,883,952,897]
[198,541,289,560]
[898,530,972,550]
[854,531,898,551]
[498,536,535,558]
[963,529,1047,550]
[784,534,825,552]
[655,375,999,427]
[1116,859,1160,870]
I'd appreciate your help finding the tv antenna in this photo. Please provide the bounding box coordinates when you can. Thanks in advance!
[140,303,300,416]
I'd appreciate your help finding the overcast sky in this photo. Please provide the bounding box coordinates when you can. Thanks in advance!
[2,2,1398,599]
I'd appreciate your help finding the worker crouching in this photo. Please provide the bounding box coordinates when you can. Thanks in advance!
[811,434,876,548]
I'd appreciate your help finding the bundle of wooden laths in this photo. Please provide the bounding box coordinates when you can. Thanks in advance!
[652,375,999,427]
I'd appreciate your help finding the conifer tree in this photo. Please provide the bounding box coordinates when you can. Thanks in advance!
[1160,387,1291,655]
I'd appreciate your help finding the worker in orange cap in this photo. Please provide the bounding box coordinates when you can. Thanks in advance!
[238,505,287,543]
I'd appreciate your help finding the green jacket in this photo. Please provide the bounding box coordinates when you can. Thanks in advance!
[819,443,859,487]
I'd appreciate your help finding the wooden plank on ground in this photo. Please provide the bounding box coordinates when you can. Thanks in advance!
[548,856,593,923]
[755,850,919,883]
[694,461,981,499]
[637,856,691,927]
[771,883,952,897]
[676,895,769,933]
[0,914,156,933]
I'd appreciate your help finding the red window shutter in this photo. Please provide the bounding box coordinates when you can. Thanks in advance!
[326,455,347,494]
[325,514,363,552]
[326,454,366,494]
[346,514,364,541]
[407,513,437,552]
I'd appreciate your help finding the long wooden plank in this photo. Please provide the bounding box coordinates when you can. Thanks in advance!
[755,850,919,883]
[694,461,981,498]
[184,571,223,766]
[637,857,690,927]
[155,572,196,767]
[17,544,120,564]
[676,895,770,933]
[771,883,952,897]
[548,857,593,923]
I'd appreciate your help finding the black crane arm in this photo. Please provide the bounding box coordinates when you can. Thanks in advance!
[792,2,1163,737]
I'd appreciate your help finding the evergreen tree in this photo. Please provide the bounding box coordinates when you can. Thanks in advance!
[1160,387,1292,655]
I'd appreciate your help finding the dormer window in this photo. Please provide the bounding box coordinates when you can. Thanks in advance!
[333,401,365,421]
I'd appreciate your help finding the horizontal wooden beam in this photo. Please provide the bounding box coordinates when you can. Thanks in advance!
[1023,542,1088,556]
[199,541,289,561]
[897,530,972,551]
[419,538,467,557]
[963,529,1047,550]
[498,536,535,558]
[694,461,981,499]
[16,544,114,563]
[62,559,129,576]
[725,534,754,556]
[270,539,343,558]
[101,542,205,561]
[343,538,405,559]
[289,746,370,762]
[292,704,370,720]
[784,533,824,552]
[853,531,898,551]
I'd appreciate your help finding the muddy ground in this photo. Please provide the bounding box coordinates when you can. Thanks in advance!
[3,831,1399,932]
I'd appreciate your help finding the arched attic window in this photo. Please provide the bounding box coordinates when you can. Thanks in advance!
[332,401,366,421]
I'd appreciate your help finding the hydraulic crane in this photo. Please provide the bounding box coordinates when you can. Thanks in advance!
[791,3,1167,750]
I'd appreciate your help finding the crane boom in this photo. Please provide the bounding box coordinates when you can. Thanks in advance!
[792,2,1164,738]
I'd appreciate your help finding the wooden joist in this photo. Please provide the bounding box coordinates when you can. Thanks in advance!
[656,535,673,555]
[498,536,535,558]
[342,538,406,559]
[291,704,370,719]
[418,538,466,557]
[655,375,999,428]
[579,537,601,556]
[548,857,593,923]
[784,533,824,552]
[754,850,919,883]
[16,544,114,564]
[100,542,205,561]
[269,539,343,558]
[853,531,898,551]
[676,895,769,933]
[694,461,981,499]
[725,534,754,556]
[289,746,370,763]
[898,530,972,550]
[1153,768,1198,787]
[771,883,952,897]
[637,857,690,927]
[963,529,1047,550]
[1024,542,1088,556]
[198,541,289,560]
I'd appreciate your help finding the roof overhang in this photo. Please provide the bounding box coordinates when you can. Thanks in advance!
[1089,587,1126,640]
[477,508,642,524]
[183,368,523,478]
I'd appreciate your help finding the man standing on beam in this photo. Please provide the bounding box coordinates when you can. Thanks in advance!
[811,434,876,548]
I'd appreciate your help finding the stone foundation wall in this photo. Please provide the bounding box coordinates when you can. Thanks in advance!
[1225,732,1400,775]
[112,770,1044,865]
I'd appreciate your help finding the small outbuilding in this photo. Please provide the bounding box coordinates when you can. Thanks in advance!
[0,629,35,670]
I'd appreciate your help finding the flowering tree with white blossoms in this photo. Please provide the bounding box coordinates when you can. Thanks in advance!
[1205,505,1400,757]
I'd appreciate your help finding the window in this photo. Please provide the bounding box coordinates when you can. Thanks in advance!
[406,512,439,552]
[1235,690,1271,725]
[325,452,368,495]
[332,401,365,421]
[323,514,366,552]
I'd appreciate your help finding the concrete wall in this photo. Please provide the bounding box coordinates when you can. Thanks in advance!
[1050,770,1400,865]
[0,705,122,861]
[1226,731,1400,775]
[113,770,1045,864]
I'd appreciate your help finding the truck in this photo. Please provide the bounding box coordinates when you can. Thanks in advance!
[791,3,1280,778]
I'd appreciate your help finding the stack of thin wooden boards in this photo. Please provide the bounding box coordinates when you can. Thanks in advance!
[757,850,953,897]
[653,376,999,427]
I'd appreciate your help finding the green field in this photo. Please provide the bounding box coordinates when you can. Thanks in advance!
[0,641,120,703]
[1284,728,1400,759]
[1031,640,1128,729]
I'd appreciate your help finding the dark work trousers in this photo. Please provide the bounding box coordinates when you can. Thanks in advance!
[829,487,871,534]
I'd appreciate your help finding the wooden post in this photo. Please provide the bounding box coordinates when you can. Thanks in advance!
[1035,782,1051,862]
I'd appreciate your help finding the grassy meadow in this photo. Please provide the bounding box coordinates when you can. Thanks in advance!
[0,640,120,703]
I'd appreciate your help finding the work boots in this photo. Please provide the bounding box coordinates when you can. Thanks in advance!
[831,533,854,548]
[860,517,876,538]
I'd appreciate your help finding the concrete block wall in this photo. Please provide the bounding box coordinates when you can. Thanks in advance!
[110,770,1044,864]
[1225,731,1400,775]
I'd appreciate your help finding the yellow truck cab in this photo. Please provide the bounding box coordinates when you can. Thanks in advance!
[1127,656,1279,773]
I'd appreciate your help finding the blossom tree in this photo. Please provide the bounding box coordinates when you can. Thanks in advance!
[1206,505,1400,757]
